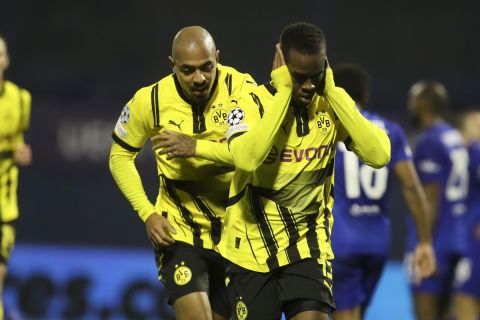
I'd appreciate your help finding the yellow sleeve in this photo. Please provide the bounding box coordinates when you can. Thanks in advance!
[324,68,390,168]
[109,142,156,222]
[112,87,153,150]
[227,66,292,173]
[196,140,233,165]
[12,89,32,146]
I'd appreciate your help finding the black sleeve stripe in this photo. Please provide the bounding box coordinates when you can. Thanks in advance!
[111,132,142,152]
[151,83,160,127]
[227,131,246,144]
[249,92,264,118]
[264,82,277,96]
[225,73,233,96]
[344,136,353,151]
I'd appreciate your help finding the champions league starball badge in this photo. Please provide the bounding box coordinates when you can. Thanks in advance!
[119,104,130,125]
[227,108,245,126]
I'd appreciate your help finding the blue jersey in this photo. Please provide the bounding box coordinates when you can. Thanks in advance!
[407,122,469,254]
[467,141,480,225]
[332,110,412,255]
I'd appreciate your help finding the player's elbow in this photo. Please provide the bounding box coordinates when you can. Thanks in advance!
[370,142,391,169]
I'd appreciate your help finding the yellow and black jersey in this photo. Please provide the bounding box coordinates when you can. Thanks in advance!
[219,82,344,272]
[110,64,256,250]
[215,67,390,272]
[0,80,31,222]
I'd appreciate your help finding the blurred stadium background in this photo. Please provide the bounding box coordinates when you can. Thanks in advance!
[1,0,479,319]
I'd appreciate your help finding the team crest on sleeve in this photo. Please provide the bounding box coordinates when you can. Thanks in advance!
[119,104,130,125]
[227,108,245,127]
[173,261,192,286]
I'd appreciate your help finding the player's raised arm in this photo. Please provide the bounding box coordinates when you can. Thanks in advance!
[325,66,391,168]
[226,44,292,173]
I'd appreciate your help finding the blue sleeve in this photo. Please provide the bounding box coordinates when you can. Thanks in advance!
[388,122,412,165]
[414,136,445,184]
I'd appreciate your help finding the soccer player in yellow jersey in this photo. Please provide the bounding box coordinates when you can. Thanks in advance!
[109,26,256,320]
[0,34,32,319]
[155,22,390,320]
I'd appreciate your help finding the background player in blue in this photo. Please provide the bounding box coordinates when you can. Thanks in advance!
[406,81,469,320]
[453,108,480,320]
[331,64,435,320]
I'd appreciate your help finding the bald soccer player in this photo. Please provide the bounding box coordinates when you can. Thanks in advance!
[109,26,256,320]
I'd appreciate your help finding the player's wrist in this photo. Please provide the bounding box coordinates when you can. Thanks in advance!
[271,65,292,90]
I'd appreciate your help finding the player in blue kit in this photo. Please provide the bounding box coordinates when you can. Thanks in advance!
[330,64,435,320]
[406,81,469,320]
[453,108,480,320]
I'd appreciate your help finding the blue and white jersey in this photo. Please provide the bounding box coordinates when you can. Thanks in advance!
[407,122,469,254]
[467,141,480,226]
[332,110,411,255]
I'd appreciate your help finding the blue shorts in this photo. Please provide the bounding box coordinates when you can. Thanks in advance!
[405,250,462,295]
[332,254,387,310]
[454,226,480,297]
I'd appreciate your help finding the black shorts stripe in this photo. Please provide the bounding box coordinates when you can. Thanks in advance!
[111,133,141,152]
[249,92,264,118]
[277,204,301,262]
[305,210,320,259]
[191,196,221,245]
[151,83,160,127]
[162,176,203,248]
[249,187,279,270]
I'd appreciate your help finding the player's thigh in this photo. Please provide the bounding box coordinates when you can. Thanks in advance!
[155,242,211,306]
[413,292,443,320]
[173,291,212,320]
[228,262,281,320]
[453,293,479,320]
[206,249,231,319]
[332,255,367,311]
[0,222,15,279]
[361,254,387,308]
[333,307,362,320]
[280,259,335,319]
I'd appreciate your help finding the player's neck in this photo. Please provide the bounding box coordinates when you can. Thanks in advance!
[421,116,443,130]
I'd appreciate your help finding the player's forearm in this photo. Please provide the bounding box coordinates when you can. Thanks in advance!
[109,143,156,222]
[402,183,432,243]
[327,87,390,168]
[228,66,292,173]
[196,140,234,165]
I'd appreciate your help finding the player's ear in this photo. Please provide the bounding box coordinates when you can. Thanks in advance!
[215,50,220,63]
[169,56,175,72]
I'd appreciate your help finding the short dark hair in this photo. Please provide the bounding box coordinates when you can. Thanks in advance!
[410,81,449,115]
[280,22,326,61]
[334,63,370,103]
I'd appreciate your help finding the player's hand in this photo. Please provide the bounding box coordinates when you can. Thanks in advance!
[412,242,436,284]
[322,58,335,95]
[14,143,32,166]
[145,212,176,248]
[272,43,286,70]
[151,130,197,160]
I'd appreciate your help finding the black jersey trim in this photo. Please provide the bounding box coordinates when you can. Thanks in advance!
[264,82,277,96]
[249,92,264,118]
[277,204,301,263]
[249,187,279,270]
[111,133,141,152]
[192,104,206,134]
[151,83,160,127]
[191,196,221,245]
[344,136,353,150]
[0,151,13,160]
[294,106,310,137]
[305,210,320,259]
[225,73,233,96]
[162,176,203,248]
